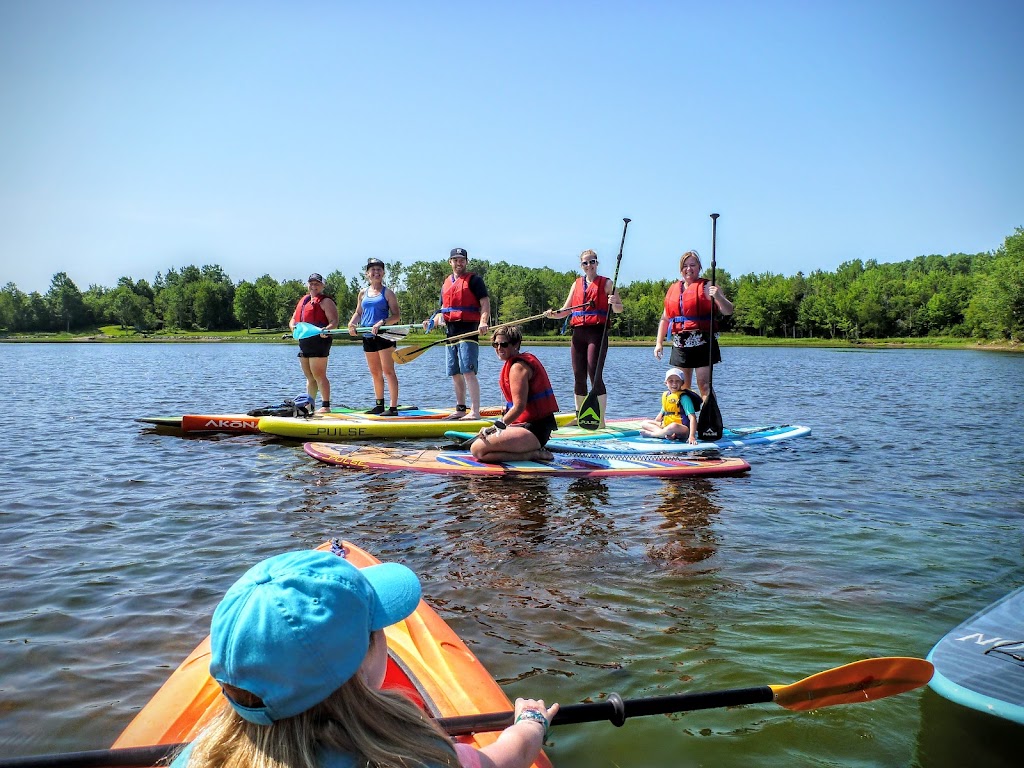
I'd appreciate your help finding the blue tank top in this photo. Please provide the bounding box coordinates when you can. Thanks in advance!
[360,289,391,337]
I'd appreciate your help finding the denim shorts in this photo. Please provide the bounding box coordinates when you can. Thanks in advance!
[445,339,479,376]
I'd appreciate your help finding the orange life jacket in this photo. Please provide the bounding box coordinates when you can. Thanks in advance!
[664,279,713,334]
[441,273,482,323]
[499,353,559,424]
[567,275,610,326]
[293,294,329,326]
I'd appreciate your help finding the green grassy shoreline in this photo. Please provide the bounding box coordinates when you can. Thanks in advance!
[1,326,1019,352]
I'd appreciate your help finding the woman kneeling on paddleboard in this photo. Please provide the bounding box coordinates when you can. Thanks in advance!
[472,326,560,464]
[169,549,557,768]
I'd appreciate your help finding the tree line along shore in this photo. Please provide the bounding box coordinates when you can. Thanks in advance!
[2,329,1018,352]
[3,227,1021,344]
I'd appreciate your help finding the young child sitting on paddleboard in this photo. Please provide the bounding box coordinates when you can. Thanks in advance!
[640,367,701,443]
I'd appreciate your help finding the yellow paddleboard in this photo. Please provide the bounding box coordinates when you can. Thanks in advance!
[259,412,576,440]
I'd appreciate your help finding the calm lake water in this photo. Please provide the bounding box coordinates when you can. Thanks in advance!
[1,341,1021,767]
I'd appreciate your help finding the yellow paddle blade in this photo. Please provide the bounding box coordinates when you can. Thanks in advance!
[393,344,431,364]
[771,657,934,711]
[394,328,483,365]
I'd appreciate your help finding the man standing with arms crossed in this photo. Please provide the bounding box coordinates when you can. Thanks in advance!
[424,247,490,419]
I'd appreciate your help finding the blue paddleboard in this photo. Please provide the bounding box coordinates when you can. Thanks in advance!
[542,424,811,454]
[927,585,1024,724]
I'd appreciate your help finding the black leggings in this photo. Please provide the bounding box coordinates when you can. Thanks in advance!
[570,325,608,396]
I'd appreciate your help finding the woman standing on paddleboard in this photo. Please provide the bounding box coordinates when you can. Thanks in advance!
[547,250,623,420]
[348,258,401,415]
[653,251,733,400]
[472,325,560,464]
[289,273,339,414]
[168,548,557,768]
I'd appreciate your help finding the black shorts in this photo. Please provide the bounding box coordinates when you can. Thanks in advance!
[362,336,396,353]
[298,336,333,358]
[669,331,722,369]
[516,413,558,446]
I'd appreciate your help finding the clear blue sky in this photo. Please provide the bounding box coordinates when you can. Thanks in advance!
[2,0,1021,296]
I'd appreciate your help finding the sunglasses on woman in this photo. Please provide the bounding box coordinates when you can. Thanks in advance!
[491,341,512,349]
[581,259,598,266]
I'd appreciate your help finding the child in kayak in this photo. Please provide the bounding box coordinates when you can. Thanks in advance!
[640,367,701,443]
[170,548,557,768]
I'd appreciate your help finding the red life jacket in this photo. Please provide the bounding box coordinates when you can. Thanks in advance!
[293,294,329,326]
[568,275,610,327]
[664,279,713,334]
[441,273,482,323]
[499,352,559,424]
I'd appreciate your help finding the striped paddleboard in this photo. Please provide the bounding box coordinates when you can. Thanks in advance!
[304,442,751,478]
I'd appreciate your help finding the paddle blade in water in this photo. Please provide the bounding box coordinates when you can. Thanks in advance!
[696,387,724,441]
[771,657,934,711]
[576,391,601,431]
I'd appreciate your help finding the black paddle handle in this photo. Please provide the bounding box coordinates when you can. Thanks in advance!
[707,213,719,387]
[0,687,773,768]
[592,217,631,383]
[611,217,630,291]
[440,685,774,735]
[0,686,774,768]
[0,744,182,768]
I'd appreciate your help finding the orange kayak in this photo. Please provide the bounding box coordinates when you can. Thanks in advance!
[113,540,552,768]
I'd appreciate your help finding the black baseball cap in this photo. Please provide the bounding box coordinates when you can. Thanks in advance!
[449,248,468,259]
[365,258,386,270]
[307,273,324,283]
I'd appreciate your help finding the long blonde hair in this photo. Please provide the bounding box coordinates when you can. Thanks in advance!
[178,673,459,768]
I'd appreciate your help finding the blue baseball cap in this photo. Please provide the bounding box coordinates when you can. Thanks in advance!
[210,550,421,725]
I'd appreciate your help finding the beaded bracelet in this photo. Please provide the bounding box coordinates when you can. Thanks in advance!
[514,708,549,736]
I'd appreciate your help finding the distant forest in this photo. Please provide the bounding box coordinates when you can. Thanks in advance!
[2,227,1022,342]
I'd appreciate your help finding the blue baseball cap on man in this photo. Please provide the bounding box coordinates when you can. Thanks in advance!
[209,549,421,725]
